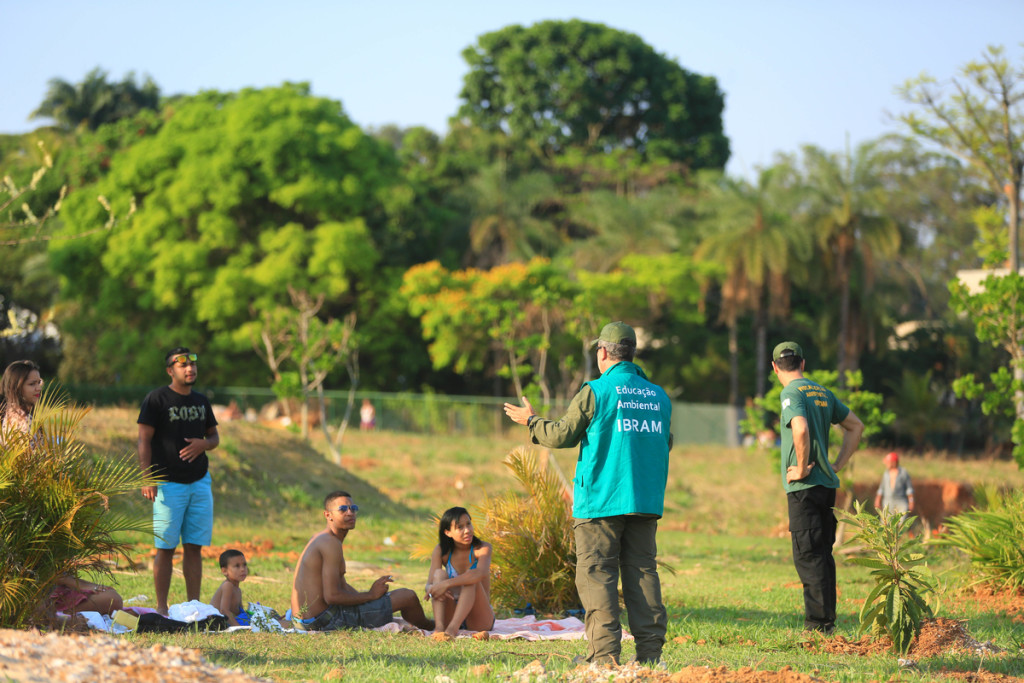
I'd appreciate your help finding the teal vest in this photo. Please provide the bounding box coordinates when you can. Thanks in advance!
[574,362,672,518]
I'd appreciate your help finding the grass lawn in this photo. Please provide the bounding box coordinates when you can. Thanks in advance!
[69,407,1024,681]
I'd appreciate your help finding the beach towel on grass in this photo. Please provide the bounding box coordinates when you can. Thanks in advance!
[375,615,633,641]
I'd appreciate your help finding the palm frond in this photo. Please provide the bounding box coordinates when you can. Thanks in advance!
[0,391,155,627]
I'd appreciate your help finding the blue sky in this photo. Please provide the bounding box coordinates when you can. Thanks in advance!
[2,1,1022,177]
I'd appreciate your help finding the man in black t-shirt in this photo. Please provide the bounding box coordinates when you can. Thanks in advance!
[137,347,219,615]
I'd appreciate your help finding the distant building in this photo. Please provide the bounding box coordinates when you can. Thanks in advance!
[955,267,1023,294]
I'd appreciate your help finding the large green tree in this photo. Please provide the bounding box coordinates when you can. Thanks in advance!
[31,67,160,132]
[898,45,1024,270]
[50,84,397,385]
[457,20,729,170]
[402,254,706,404]
[900,46,1024,452]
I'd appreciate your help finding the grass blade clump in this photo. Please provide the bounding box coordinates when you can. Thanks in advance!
[0,388,156,627]
[841,501,937,653]
[935,488,1024,591]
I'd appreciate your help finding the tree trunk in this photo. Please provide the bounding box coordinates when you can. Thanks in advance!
[537,310,552,412]
[836,233,853,388]
[728,317,740,407]
[332,350,361,455]
[754,298,768,398]
[317,384,340,464]
[1009,183,1024,425]
[299,400,309,440]
[1008,155,1021,273]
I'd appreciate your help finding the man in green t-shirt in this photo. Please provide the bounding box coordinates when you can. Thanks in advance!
[772,341,864,634]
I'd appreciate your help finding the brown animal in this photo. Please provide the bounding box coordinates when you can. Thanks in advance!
[839,479,975,533]
[911,479,975,532]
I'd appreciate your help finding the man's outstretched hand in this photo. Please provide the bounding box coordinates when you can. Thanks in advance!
[503,396,536,426]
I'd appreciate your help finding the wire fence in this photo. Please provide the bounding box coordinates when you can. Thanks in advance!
[63,384,743,445]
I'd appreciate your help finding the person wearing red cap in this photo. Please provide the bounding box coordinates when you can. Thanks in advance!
[874,452,915,516]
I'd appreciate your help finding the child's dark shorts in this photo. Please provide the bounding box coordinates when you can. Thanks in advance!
[294,594,393,631]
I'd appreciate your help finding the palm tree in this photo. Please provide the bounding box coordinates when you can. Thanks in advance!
[798,141,901,385]
[695,165,808,403]
[567,187,687,272]
[461,163,559,268]
[31,67,160,131]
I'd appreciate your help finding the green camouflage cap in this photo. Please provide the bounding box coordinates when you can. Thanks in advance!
[592,321,637,347]
[772,341,803,362]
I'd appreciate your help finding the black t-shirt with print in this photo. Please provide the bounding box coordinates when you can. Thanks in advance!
[137,385,218,484]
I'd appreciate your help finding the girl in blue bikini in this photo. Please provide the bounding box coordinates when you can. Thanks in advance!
[424,506,495,639]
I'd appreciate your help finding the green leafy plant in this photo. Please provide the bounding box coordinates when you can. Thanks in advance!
[0,389,155,627]
[478,446,578,614]
[949,272,1024,468]
[935,488,1024,590]
[841,501,937,653]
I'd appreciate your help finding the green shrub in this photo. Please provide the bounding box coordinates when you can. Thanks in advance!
[0,391,154,627]
[841,502,937,653]
[936,488,1024,590]
[477,446,578,614]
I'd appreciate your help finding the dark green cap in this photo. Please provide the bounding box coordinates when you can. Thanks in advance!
[592,321,637,347]
[772,341,803,362]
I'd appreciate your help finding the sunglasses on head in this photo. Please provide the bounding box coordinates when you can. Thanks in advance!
[167,353,198,367]
[333,504,359,513]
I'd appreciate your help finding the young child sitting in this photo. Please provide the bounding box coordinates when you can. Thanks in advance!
[424,507,495,640]
[211,549,250,627]
[211,549,291,630]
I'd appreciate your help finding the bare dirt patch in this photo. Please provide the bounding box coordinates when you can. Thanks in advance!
[505,660,833,683]
[0,629,268,683]
[936,672,1024,683]
[965,587,1024,621]
[805,618,1008,659]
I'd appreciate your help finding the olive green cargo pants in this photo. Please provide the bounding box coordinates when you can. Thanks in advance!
[573,515,667,664]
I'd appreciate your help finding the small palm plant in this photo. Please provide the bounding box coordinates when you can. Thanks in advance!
[935,488,1024,590]
[841,501,937,653]
[0,389,155,627]
[442,446,577,615]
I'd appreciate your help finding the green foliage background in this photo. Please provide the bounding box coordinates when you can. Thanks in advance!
[2,29,1024,459]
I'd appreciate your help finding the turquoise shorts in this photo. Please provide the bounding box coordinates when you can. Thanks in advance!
[153,472,213,548]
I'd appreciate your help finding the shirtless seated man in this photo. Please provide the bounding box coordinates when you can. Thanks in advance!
[291,490,433,632]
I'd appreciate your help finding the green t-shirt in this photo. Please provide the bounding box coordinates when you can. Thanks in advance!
[779,378,850,492]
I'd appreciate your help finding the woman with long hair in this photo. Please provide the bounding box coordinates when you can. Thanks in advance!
[0,360,44,439]
[424,506,495,639]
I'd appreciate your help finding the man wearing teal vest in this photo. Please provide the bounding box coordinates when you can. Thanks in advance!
[504,321,672,665]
